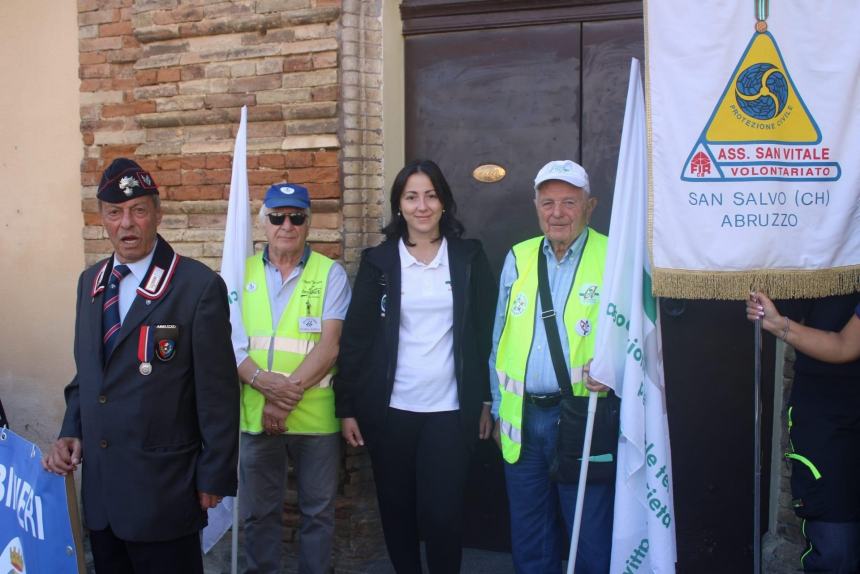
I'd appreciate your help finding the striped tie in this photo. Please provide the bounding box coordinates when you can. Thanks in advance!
[102,264,131,360]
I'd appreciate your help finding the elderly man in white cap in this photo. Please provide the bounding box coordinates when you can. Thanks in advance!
[490,160,617,573]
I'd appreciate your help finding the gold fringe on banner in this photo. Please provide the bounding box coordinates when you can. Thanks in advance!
[651,267,860,301]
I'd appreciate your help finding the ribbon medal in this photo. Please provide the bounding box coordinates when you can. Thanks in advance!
[138,326,153,376]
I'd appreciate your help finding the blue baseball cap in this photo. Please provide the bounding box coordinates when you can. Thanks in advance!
[264,183,310,209]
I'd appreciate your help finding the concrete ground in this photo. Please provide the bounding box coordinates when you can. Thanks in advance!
[79,526,797,573]
[202,528,516,574]
[203,529,799,573]
[204,531,799,573]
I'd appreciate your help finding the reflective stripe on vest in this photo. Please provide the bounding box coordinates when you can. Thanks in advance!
[495,231,608,463]
[240,251,339,434]
[247,335,334,386]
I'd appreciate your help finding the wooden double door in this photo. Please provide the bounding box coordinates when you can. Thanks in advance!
[401,1,776,572]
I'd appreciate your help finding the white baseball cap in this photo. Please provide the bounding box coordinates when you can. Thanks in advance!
[534,160,590,194]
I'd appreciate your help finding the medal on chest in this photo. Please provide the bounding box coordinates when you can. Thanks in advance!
[138,326,153,375]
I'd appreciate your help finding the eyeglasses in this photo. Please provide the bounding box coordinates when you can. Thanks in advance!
[266,212,308,226]
[537,198,585,211]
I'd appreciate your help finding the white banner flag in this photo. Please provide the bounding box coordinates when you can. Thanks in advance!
[203,105,252,554]
[647,2,860,299]
[590,58,677,573]
[221,104,253,337]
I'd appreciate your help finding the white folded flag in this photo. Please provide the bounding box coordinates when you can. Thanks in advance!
[589,58,677,573]
[203,105,252,554]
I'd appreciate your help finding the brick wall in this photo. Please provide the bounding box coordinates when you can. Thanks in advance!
[333,1,387,563]
[77,0,387,565]
[340,0,385,275]
[78,0,345,268]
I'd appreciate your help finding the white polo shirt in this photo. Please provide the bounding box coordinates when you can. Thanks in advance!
[389,238,459,412]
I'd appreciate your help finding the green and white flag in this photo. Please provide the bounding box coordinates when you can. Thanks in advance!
[590,58,677,573]
[203,105,251,554]
[221,104,253,340]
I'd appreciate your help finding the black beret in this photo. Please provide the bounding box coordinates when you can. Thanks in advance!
[97,158,159,203]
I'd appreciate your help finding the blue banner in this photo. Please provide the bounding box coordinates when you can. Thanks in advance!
[0,428,79,573]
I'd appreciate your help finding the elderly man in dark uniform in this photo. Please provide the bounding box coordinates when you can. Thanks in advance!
[43,158,240,574]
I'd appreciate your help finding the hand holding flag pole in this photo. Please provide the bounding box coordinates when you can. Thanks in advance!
[753,312,763,574]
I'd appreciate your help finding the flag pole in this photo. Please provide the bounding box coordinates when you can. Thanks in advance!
[566,390,598,574]
[592,56,677,572]
[217,103,251,574]
[753,319,762,574]
[231,498,239,574]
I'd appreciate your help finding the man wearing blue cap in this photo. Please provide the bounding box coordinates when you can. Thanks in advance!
[43,157,239,573]
[233,183,351,573]
[491,160,615,573]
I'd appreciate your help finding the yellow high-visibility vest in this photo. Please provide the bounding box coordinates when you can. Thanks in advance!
[240,251,339,434]
[495,230,607,463]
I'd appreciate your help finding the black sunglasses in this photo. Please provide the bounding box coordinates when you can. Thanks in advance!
[267,212,307,226]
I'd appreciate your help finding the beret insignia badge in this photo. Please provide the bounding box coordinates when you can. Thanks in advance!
[119,176,140,196]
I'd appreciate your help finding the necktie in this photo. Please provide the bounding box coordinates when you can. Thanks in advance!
[103,264,131,360]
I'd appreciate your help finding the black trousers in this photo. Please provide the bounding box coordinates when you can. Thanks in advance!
[367,408,470,574]
[801,520,860,573]
[89,525,203,574]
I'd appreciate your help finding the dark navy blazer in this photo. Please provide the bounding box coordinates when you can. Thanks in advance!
[60,237,239,542]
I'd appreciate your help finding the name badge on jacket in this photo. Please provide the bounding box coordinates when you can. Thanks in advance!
[299,317,322,333]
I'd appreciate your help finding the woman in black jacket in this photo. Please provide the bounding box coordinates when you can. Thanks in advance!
[334,159,496,573]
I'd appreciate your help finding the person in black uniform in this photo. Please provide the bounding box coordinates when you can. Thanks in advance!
[748,291,860,573]
[43,158,239,574]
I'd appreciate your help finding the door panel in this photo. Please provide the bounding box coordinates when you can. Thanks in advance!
[661,299,775,572]
[405,23,582,272]
[582,18,644,233]
[402,4,773,571]
[405,22,584,550]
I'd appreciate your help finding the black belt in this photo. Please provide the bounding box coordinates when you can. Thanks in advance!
[524,392,563,408]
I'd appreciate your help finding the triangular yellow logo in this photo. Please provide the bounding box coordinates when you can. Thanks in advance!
[705,32,818,143]
[682,31,839,182]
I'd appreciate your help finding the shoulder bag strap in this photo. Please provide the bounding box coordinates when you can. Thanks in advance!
[537,238,576,392]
